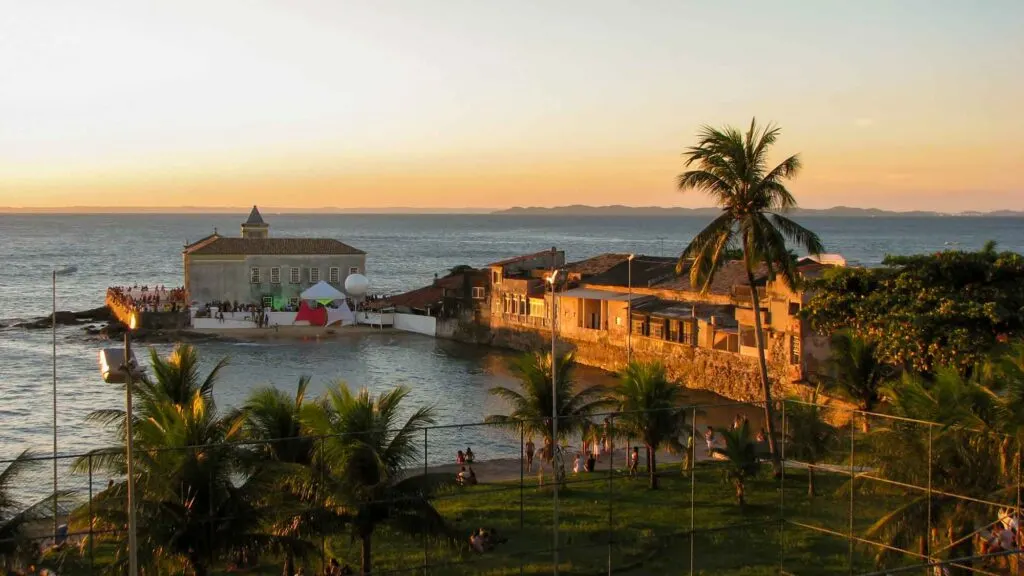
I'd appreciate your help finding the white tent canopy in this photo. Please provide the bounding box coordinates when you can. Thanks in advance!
[300,281,345,301]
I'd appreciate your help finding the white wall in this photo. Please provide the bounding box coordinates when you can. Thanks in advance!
[393,313,436,336]
[357,312,394,327]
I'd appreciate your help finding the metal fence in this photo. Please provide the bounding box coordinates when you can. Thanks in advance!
[1,400,1021,575]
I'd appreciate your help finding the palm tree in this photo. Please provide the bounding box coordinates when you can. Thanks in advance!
[72,346,305,575]
[302,383,450,576]
[74,388,307,575]
[712,420,761,509]
[237,376,318,576]
[144,344,229,405]
[784,388,837,496]
[85,343,230,437]
[610,361,690,489]
[677,118,824,475]
[826,331,894,429]
[486,351,612,455]
[1,451,61,571]
[864,367,1007,570]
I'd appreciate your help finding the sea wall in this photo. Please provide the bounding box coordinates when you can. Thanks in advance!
[437,318,804,404]
[104,289,188,330]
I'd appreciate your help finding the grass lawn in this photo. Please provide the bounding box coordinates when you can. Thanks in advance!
[45,463,914,575]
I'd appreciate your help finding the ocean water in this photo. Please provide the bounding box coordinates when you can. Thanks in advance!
[0,213,1021,496]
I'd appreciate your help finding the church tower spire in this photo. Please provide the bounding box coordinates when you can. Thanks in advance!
[241,205,269,239]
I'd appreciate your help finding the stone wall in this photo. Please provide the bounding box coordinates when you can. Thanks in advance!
[437,316,811,404]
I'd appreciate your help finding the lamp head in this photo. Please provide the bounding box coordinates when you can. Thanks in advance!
[547,269,561,284]
[128,311,139,331]
[628,253,635,261]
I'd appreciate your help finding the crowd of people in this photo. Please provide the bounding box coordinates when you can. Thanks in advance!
[109,285,187,313]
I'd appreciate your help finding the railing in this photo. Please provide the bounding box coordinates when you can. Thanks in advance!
[497,313,549,328]
[3,402,1019,575]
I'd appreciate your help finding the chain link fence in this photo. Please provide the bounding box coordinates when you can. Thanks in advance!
[1,400,1020,575]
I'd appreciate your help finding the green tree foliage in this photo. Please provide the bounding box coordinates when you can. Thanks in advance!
[783,388,837,496]
[825,331,895,419]
[677,118,824,474]
[712,420,761,508]
[803,243,1024,374]
[486,351,611,449]
[302,383,451,576]
[611,362,690,489]
[1,452,63,570]
[863,343,1024,569]
[72,347,307,576]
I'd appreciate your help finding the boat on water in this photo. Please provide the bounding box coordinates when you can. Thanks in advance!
[54,265,78,276]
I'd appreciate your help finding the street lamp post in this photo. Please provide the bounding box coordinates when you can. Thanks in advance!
[51,270,57,542]
[547,269,561,575]
[124,312,140,576]
[626,254,635,365]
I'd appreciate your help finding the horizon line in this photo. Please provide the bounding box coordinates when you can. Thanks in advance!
[0,204,1022,215]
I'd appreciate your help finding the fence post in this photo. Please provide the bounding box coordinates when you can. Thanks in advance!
[88,453,94,574]
[423,427,428,575]
[607,413,615,576]
[849,412,856,574]
[520,425,525,576]
[208,448,215,567]
[926,424,933,567]
[321,436,327,573]
[690,406,696,576]
[780,399,786,572]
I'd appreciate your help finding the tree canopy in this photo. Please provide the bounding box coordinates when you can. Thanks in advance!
[803,244,1024,373]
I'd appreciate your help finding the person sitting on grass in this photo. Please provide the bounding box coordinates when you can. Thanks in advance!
[466,465,478,486]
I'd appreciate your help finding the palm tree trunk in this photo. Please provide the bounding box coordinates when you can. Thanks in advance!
[190,554,208,576]
[735,478,745,508]
[361,532,372,576]
[746,264,782,477]
[283,551,295,576]
[648,445,658,489]
[807,466,815,497]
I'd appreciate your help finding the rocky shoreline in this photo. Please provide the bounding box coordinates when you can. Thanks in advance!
[6,306,223,344]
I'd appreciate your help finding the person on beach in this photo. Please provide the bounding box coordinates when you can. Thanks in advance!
[465,446,474,464]
[456,450,466,465]
[704,426,715,456]
[584,452,596,472]
[628,447,639,478]
[525,438,535,472]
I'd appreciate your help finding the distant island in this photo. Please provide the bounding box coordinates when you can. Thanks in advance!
[492,205,1024,218]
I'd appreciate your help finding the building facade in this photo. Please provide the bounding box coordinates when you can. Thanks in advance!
[183,206,366,309]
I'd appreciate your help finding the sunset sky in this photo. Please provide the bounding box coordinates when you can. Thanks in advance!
[1,1,1022,211]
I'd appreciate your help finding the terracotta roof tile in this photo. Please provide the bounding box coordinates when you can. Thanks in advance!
[184,237,365,256]
[564,253,630,277]
[651,260,764,295]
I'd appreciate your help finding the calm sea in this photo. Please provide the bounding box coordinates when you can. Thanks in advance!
[0,213,1021,496]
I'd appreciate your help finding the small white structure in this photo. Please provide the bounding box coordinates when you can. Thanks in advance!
[300,281,345,303]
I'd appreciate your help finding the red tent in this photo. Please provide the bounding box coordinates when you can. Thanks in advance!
[295,300,327,326]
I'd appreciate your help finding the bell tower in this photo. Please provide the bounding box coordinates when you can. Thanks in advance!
[241,205,269,239]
